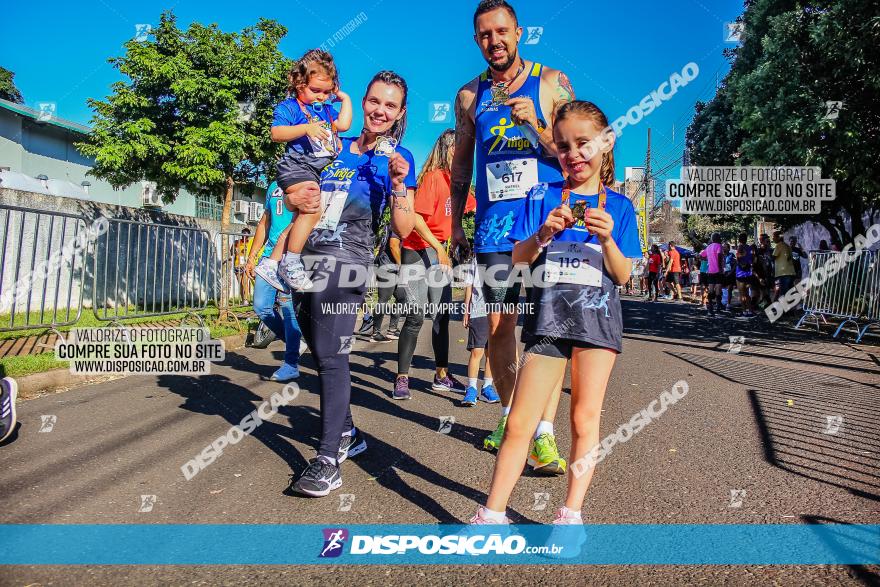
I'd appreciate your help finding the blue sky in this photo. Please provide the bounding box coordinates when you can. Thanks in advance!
[2,0,744,186]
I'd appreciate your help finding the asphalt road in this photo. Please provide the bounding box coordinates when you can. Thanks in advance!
[1,297,878,585]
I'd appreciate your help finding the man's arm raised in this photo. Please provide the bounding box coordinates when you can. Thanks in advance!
[449,78,478,258]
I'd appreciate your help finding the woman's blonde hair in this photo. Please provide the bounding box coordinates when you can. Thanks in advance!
[554,100,616,186]
[288,49,338,97]
[417,129,455,184]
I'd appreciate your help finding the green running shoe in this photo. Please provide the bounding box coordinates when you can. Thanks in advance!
[483,415,507,451]
[528,433,567,476]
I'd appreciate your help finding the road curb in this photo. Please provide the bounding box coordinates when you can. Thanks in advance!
[16,332,248,400]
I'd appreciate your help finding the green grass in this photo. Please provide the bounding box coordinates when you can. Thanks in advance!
[0,352,68,378]
[0,304,251,340]
[0,308,249,378]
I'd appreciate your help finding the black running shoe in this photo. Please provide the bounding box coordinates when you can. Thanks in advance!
[337,428,368,463]
[371,331,392,343]
[385,329,400,340]
[357,315,374,336]
[0,377,18,444]
[250,321,277,349]
[292,458,342,497]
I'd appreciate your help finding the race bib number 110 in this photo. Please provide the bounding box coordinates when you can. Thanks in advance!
[545,241,603,286]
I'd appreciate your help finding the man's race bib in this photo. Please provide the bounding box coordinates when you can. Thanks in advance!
[486,158,538,202]
[315,183,349,231]
[544,241,603,286]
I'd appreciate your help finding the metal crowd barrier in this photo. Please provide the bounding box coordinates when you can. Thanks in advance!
[213,230,255,329]
[796,250,880,342]
[91,218,214,326]
[0,205,89,334]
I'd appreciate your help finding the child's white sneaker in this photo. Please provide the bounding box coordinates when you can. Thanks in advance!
[254,258,288,292]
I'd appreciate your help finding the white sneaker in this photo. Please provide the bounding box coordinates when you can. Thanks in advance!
[279,258,313,291]
[255,258,288,292]
[299,339,309,355]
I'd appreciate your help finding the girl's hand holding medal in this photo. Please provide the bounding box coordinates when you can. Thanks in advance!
[584,207,614,243]
[537,205,574,244]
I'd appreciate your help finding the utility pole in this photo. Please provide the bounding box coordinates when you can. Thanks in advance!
[644,127,651,243]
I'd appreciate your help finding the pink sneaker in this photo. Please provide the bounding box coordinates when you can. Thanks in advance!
[552,506,583,525]
[469,506,510,525]
[546,507,587,559]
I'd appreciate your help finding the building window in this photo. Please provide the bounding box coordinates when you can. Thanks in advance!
[195,195,223,221]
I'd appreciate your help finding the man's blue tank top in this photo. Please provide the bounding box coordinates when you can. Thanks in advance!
[473,62,563,253]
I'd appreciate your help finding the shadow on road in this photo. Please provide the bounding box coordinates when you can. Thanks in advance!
[666,348,880,502]
[801,515,880,586]
[158,350,536,523]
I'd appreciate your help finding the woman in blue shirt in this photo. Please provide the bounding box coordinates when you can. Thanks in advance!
[290,71,417,497]
[470,101,642,530]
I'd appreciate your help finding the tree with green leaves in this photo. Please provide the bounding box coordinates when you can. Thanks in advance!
[686,0,880,244]
[0,66,24,104]
[78,13,291,225]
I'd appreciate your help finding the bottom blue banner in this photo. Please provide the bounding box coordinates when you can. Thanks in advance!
[1,524,878,565]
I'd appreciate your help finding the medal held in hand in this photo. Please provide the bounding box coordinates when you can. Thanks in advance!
[562,180,608,229]
[375,136,398,157]
[490,84,510,106]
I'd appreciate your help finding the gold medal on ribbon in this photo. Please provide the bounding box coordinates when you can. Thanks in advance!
[491,85,510,106]
[375,136,398,157]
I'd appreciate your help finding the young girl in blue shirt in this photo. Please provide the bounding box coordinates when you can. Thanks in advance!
[471,101,642,529]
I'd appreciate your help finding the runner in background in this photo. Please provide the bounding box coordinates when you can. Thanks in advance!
[647,245,662,301]
[772,231,796,301]
[753,233,774,309]
[233,228,253,303]
[448,0,572,473]
[735,233,756,317]
[461,255,500,406]
[680,254,691,298]
[625,253,645,296]
[245,181,306,382]
[700,233,723,315]
[369,224,405,343]
[666,241,682,301]
[721,242,736,311]
[394,130,473,399]
[690,256,701,299]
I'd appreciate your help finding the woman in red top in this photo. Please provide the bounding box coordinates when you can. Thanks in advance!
[647,244,662,302]
[393,130,476,399]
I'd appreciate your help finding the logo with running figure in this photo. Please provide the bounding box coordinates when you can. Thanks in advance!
[488,118,532,154]
[475,211,516,247]
[524,26,544,45]
[319,528,349,558]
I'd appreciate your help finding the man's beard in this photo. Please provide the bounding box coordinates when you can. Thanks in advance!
[486,46,518,72]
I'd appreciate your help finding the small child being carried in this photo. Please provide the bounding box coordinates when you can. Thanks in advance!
[255,49,352,291]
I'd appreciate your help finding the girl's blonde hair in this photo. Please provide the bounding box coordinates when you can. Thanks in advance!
[554,100,616,187]
[288,49,338,97]
[417,129,454,184]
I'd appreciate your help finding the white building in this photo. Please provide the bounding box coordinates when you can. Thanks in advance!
[0,97,263,223]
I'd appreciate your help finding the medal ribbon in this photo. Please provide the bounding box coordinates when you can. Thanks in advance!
[561,179,607,211]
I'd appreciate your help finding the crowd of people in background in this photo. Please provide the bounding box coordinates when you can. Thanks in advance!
[624,231,809,318]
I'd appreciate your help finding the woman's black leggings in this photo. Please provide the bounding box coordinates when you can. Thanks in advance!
[297,259,366,462]
[647,271,660,297]
[373,266,406,333]
[398,247,450,375]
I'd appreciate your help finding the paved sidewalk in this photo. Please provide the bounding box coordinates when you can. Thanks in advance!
[0,297,877,584]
